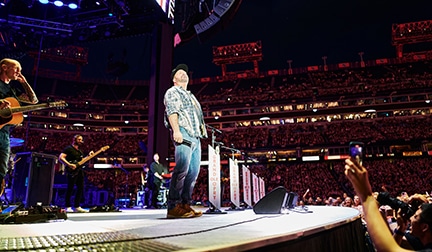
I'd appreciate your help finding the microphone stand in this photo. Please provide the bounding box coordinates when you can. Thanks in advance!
[205,124,222,149]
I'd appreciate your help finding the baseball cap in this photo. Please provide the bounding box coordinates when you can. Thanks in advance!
[171,64,188,80]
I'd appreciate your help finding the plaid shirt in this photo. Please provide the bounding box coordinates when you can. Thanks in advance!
[164,86,207,138]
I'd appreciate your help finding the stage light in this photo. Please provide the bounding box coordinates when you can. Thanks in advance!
[68,1,78,9]
[39,0,49,3]
[54,0,64,7]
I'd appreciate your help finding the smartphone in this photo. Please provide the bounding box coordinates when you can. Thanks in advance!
[349,141,364,165]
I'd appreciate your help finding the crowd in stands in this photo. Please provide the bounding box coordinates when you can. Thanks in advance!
[201,116,432,155]
[10,128,146,157]
[194,61,432,109]
[31,61,432,115]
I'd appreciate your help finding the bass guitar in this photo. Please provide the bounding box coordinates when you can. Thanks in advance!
[67,145,110,176]
[0,97,67,129]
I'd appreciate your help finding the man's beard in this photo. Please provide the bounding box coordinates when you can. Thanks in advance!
[178,76,188,83]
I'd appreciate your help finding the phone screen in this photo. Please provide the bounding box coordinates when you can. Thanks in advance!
[349,141,364,165]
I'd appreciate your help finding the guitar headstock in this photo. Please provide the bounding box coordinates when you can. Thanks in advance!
[49,100,68,109]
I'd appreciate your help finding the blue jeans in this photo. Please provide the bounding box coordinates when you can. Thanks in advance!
[168,127,201,209]
[0,132,10,179]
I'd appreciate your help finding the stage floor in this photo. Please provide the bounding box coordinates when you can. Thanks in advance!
[0,205,362,252]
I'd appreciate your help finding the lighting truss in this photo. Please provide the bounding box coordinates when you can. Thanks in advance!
[0,15,73,33]
[73,16,123,30]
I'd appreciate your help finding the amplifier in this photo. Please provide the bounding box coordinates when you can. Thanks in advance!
[12,152,57,207]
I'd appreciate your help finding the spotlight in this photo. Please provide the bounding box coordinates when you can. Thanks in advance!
[39,0,49,3]
[53,0,64,7]
[66,0,80,10]
[68,3,78,9]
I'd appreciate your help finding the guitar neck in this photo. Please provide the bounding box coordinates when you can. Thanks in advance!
[11,103,52,114]
[78,149,105,166]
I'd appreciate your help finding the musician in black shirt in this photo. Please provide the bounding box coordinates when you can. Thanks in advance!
[149,153,165,209]
[59,134,93,213]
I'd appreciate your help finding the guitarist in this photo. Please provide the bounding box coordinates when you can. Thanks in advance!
[0,58,38,197]
[59,134,93,213]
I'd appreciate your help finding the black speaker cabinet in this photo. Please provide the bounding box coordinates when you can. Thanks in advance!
[12,152,57,207]
[253,186,299,214]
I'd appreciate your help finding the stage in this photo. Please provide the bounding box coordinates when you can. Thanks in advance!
[0,205,368,252]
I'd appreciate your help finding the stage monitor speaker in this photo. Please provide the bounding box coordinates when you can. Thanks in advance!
[286,192,299,209]
[253,186,288,214]
[253,187,299,214]
[12,152,56,207]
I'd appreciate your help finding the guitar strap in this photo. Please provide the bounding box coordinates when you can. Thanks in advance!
[72,145,84,162]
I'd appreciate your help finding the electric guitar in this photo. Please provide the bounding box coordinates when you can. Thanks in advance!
[67,145,110,176]
[0,97,67,129]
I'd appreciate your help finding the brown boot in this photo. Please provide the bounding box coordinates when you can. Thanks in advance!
[167,204,194,219]
[182,203,203,217]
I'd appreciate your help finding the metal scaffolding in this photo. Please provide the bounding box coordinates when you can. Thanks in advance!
[392,19,432,57]
[212,41,263,79]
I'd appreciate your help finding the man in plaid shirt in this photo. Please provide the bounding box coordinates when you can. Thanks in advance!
[164,63,207,219]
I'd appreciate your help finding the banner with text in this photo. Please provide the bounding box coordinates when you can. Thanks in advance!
[208,145,221,209]
[242,165,252,207]
[229,158,240,208]
[252,173,260,204]
[259,177,266,199]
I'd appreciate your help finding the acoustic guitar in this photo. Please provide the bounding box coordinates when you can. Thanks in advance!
[67,145,110,177]
[0,97,67,129]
